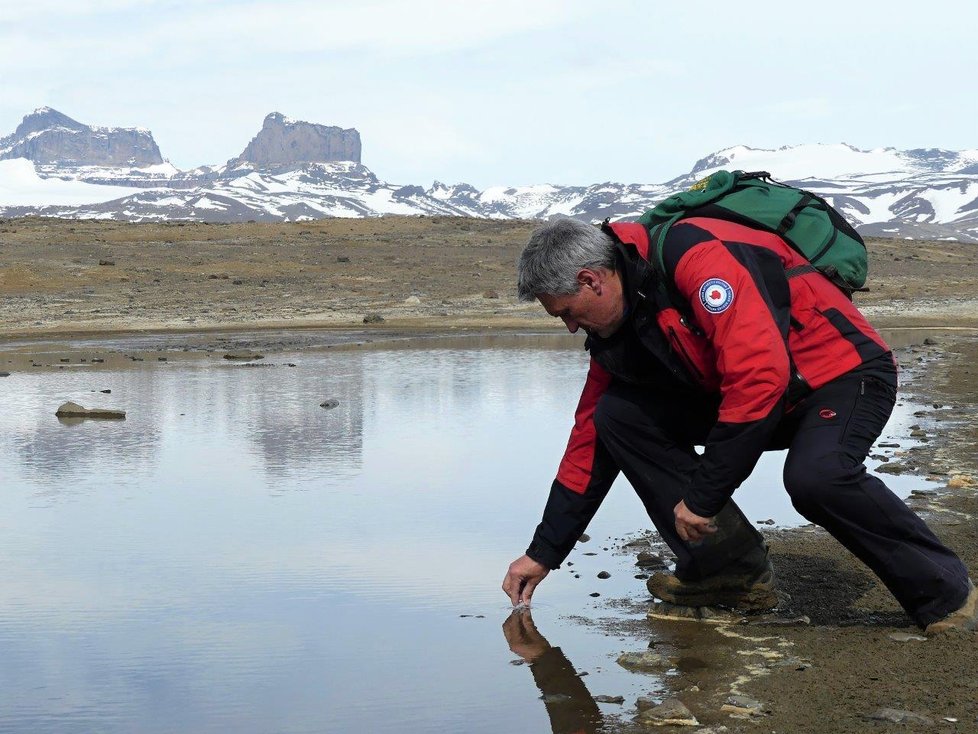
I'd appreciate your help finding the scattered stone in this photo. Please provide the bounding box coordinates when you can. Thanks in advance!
[616,650,673,672]
[888,632,928,642]
[157,357,167,362]
[876,463,907,475]
[635,698,699,727]
[721,695,768,718]
[223,353,264,361]
[337,256,350,263]
[404,295,421,305]
[756,518,776,525]
[948,474,976,488]
[594,695,624,704]
[597,571,611,579]
[99,389,111,394]
[540,693,572,704]
[578,533,591,543]
[589,592,600,597]
[55,401,126,419]
[98,259,115,266]
[923,337,939,345]
[59,358,70,363]
[0,372,9,377]
[92,358,104,363]
[648,601,743,625]
[864,708,934,725]
[363,313,385,324]
[878,442,901,448]
[320,399,340,409]
[482,289,500,299]
[636,551,667,569]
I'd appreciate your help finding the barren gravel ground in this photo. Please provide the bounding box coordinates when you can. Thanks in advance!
[2,216,978,732]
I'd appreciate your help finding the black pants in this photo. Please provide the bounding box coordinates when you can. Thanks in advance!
[592,362,971,627]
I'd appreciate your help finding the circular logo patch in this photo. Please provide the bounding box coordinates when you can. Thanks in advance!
[699,278,734,314]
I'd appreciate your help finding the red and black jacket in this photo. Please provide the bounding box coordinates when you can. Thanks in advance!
[526,217,891,569]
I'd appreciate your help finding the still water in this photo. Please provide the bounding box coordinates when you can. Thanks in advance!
[0,334,929,733]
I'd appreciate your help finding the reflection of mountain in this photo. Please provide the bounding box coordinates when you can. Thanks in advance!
[245,363,365,479]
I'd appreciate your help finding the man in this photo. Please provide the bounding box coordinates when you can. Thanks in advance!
[501,215,976,634]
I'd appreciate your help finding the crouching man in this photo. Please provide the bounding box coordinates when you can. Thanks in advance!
[502,216,976,635]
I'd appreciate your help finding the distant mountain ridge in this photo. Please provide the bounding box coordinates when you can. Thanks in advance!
[0,107,977,242]
[0,107,163,167]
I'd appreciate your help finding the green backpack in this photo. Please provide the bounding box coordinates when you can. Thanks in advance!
[636,170,867,297]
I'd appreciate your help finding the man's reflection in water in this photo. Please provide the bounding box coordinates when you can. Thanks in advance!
[503,609,603,734]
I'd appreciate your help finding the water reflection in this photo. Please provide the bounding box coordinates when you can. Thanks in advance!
[503,609,604,734]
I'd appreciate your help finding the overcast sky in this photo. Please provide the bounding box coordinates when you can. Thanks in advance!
[1,0,975,188]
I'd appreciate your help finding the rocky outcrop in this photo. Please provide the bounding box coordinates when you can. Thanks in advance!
[227,112,361,169]
[0,107,163,167]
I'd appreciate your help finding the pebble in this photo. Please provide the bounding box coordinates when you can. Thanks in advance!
[616,650,673,672]
[888,632,927,642]
[636,551,666,568]
[593,695,624,704]
[319,399,340,409]
[864,708,934,725]
[578,533,591,543]
[635,698,699,727]
[597,571,611,579]
[0,372,9,377]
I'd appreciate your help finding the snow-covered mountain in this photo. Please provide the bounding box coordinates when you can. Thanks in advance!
[1,108,977,242]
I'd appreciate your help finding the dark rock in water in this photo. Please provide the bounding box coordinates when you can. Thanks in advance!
[99,389,111,393]
[319,399,340,409]
[223,353,264,361]
[363,313,384,324]
[636,551,666,568]
[55,401,125,419]
[635,698,698,727]
[597,571,611,579]
[593,695,624,704]
[0,372,9,377]
[578,533,591,543]
[616,650,673,672]
[876,463,907,474]
[589,592,600,597]
[864,708,934,725]
[540,693,573,704]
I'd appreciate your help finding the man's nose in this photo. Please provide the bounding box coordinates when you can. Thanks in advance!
[561,316,579,334]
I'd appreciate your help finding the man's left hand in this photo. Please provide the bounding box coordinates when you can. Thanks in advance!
[674,500,718,543]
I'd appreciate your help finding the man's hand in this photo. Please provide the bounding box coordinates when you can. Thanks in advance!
[502,554,550,606]
[674,500,718,543]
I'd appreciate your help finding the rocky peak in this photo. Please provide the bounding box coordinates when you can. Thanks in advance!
[0,107,163,167]
[227,112,362,169]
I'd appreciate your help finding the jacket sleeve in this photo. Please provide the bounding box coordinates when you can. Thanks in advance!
[526,358,620,569]
[667,234,791,517]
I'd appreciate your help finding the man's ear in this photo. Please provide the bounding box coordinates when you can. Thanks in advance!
[577,268,602,294]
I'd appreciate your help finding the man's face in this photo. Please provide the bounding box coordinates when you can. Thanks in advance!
[536,268,625,338]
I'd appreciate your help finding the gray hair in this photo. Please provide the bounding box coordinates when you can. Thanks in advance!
[516,217,616,301]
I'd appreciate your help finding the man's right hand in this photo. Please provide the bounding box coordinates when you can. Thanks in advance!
[502,554,550,606]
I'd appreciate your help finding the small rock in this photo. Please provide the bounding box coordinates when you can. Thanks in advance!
[232,279,243,285]
[721,695,768,718]
[540,693,572,704]
[589,592,600,597]
[55,401,126,419]
[404,295,421,305]
[594,695,624,704]
[363,313,385,324]
[482,289,500,299]
[157,357,167,362]
[617,650,672,672]
[223,353,264,361]
[878,442,901,448]
[864,708,934,725]
[98,259,115,266]
[636,551,666,568]
[635,698,699,727]
[0,372,9,377]
[923,337,939,345]
[876,463,906,475]
[99,389,111,394]
[948,474,976,489]
[337,256,350,263]
[888,632,927,642]
[578,533,591,543]
[319,399,340,409]
[756,518,776,525]
[92,358,104,363]
[597,571,611,579]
